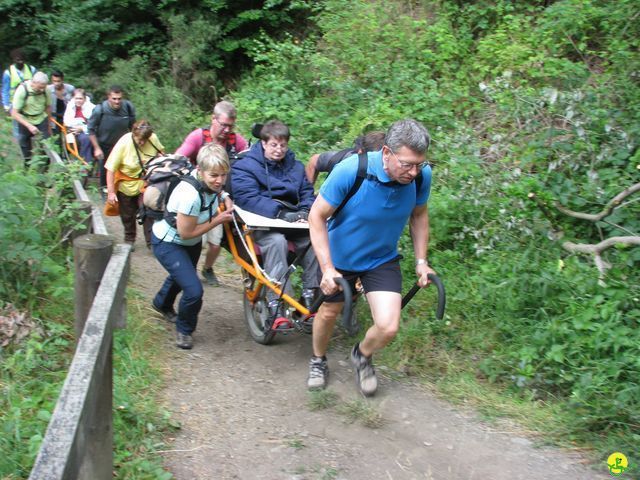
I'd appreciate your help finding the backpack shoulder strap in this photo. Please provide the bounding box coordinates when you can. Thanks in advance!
[123,100,134,129]
[332,152,368,219]
[92,102,105,129]
[415,171,423,196]
[202,127,212,144]
[177,175,213,212]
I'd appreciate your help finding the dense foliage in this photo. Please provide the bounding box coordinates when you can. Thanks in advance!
[0,131,173,478]
[0,0,315,108]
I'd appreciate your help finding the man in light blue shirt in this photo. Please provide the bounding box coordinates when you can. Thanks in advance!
[308,118,436,396]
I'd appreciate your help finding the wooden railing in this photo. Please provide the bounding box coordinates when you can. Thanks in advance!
[28,145,131,480]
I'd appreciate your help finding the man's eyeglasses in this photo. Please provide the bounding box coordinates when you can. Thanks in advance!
[214,117,235,130]
[387,147,429,170]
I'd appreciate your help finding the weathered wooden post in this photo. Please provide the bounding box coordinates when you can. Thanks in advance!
[73,234,114,340]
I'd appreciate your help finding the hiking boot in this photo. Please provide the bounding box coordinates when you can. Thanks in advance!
[151,302,177,323]
[307,356,329,390]
[350,344,378,396]
[202,267,220,286]
[176,332,193,349]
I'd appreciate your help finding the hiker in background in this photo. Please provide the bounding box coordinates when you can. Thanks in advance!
[10,71,51,167]
[2,48,37,138]
[176,100,249,287]
[307,119,435,396]
[47,70,74,137]
[305,130,386,185]
[151,144,235,349]
[63,88,96,164]
[105,119,164,248]
[88,85,136,191]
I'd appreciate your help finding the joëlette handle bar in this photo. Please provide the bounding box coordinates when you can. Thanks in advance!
[401,273,446,320]
[310,277,354,332]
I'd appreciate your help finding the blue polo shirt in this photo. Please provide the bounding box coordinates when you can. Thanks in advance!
[319,150,432,272]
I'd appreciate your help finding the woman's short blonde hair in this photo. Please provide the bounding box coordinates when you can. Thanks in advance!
[197,143,230,172]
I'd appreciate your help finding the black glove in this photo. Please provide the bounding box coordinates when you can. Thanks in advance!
[278,209,304,222]
[297,209,309,221]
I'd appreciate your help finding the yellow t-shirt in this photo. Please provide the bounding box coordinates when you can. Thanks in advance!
[105,132,164,196]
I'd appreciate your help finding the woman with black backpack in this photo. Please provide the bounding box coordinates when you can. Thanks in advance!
[150,143,234,349]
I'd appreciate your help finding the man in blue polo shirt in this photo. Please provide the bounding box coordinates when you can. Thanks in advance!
[307,118,436,396]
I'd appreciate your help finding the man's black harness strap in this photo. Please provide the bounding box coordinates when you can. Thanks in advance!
[331,152,423,219]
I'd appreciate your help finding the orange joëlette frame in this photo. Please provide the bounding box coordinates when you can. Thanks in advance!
[221,206,312,318]
[51,117,88,166]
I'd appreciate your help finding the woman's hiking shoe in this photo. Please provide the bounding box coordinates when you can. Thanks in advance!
[176,332,193,349]
[350,344,378,396]
[307,356,329,390]
[202,267,220,286]
[151,303,177,323]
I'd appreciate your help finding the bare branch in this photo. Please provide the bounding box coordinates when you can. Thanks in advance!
[562,236,640,255]
[563,236,640,278]
[555,182,640,222]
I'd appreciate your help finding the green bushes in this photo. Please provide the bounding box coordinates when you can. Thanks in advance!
[0,135,172,477]
[230,0,640,456]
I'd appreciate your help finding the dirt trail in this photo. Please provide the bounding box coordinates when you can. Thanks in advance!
[106,216,608,480]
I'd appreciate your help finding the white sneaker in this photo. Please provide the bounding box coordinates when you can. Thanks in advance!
[350,344,377,396]
[307,356,329,390]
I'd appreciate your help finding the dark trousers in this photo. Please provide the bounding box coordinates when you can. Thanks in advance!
[117,191,140,243]
[98,144,114,187]
[115,191,152,246]
[76,133,93,164]
[18,120,50,168]
[152,234,203,335]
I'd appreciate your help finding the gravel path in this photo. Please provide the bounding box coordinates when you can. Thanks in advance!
[111,217,608,480]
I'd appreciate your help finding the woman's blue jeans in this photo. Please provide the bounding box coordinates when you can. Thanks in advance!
[151,234,203,335]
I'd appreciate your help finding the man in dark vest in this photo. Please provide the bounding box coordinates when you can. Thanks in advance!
[175,100,249,286]
[305,130,386,185]
[88,85,136,190]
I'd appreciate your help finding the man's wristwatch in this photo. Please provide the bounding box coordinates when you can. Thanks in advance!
[415,259,428,266]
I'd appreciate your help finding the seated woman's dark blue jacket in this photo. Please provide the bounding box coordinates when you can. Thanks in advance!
[231,141,315,218]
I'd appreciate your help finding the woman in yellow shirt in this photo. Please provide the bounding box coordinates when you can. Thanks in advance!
[105,120,164,248]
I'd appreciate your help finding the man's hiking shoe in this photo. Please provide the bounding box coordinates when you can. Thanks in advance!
[176,332,193,349]
[151,302,177,323]
[350,344,378,396]
[307,356,329,390]
[202,267,220,286]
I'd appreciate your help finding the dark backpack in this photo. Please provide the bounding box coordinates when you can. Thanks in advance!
[332,152,424,218]
[139,154,215,228]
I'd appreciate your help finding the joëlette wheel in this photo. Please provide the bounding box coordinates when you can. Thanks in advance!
[242,276,275,345]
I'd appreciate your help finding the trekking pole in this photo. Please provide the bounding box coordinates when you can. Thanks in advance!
[309,277,355,334]
[401,273,446,320]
